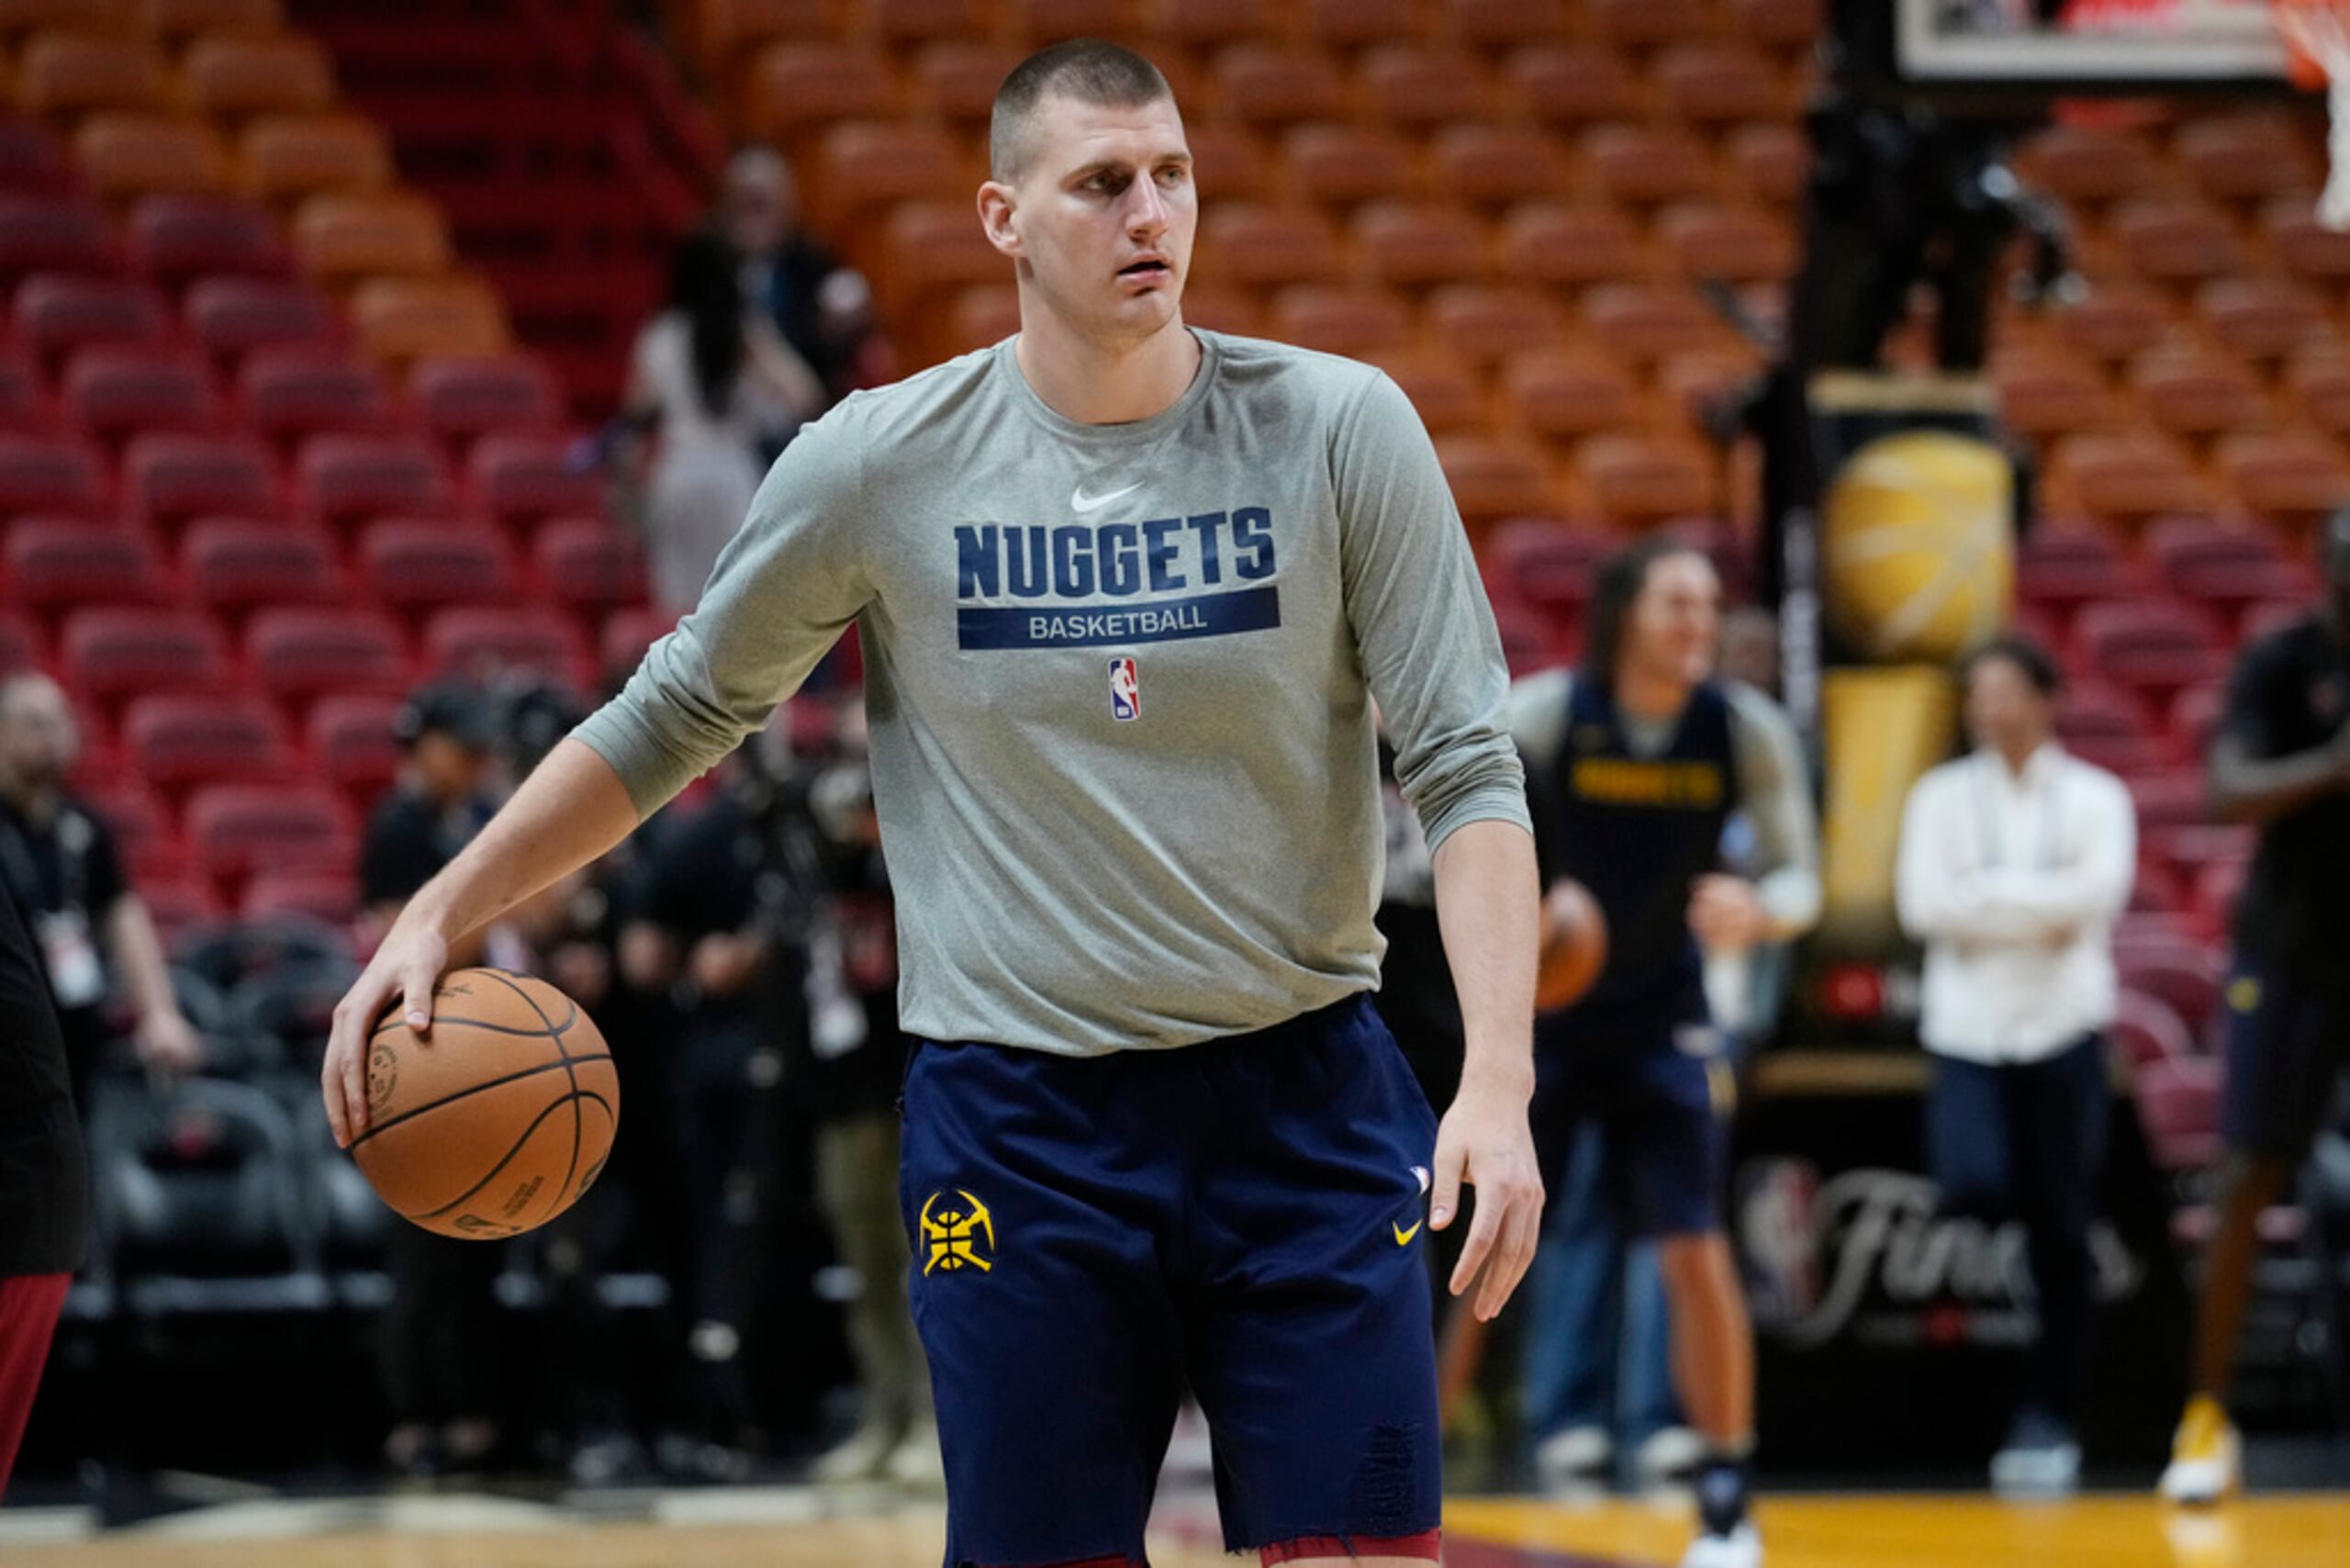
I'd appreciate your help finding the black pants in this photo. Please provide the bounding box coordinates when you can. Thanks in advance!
[1926,1034,2108,1428]
[382,1221,505,1427]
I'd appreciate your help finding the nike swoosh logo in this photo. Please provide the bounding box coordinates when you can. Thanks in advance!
[1393,1219,1422,1246]
[1071,480,1142,513]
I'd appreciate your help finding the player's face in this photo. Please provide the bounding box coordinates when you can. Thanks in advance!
[991,94,1194,343]
[1964,656,2049,757]
[1624,552,1720,690]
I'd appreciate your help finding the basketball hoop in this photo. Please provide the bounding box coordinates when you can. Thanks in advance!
[2277,0,2350,229]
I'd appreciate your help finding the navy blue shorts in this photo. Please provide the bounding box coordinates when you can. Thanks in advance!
[1528,1021,1731,1239]
[2221,958,2350,1162]
[900,994,1445,1568]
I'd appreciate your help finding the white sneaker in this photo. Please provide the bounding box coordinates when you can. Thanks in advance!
[885,1416,945,1489]
[1533,1425,1613,1494]
[2157,1396,2241,1506]
[1991,1437,2081,1495]
[1681,1521,1762,1568]
[1637,1426,1707,1484]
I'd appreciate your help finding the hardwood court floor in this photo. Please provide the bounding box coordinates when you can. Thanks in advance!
[7,1493,2350,1567]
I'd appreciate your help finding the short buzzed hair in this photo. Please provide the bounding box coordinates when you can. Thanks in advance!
[990,39,1172,183]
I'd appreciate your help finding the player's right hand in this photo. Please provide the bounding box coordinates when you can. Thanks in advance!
[321,919,450,1149]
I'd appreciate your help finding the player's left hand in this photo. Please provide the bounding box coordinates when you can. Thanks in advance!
[1688,874,1768,952]
[1429,1073,1544,1323]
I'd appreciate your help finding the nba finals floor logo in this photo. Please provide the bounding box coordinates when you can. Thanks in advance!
[919,1189,997,1275]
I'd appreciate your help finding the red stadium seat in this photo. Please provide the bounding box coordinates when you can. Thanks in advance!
[14,274,172,360]
[2015,125,2165,207]
[738,43,895,140]
[184,782,352,881]
[1576,432,1714,522]
[236,346,392,444]
[1209,46,1346,125]
[2176,114,2318,205]
[1508,45,1639,125]
[1723,0,1825,47]
[2212,431,2350,525]
[809,122,964,227]
[133,874,224,940]
[2076,600,2228,703]
[296,433,453,525]
[465,432,601,525]
[1427,284,1566,365]
[127,193,283,286]
[532,518,646,614]
[184,275,338,364]
[1657,205,1798,284]
[877,203,1007,304]
[1435,433,1551,525]
[2114,931,2226,1040]
[1498,205,1648,289]
[182,517,342,613]
[2143,515,2318,615]
[1486,517,1616,620]
[422,604,590,687]
[2052,676,2161,752]
[1197,205,1343,289]
[1583,125,1715,207]
[2109,198,2243,286]
[1445,0,1572,46]
[2192,277,2333,362]
[357,518,519,611]
[60,607,231,700]
[1590,0,1709,46]
[1352,202,1486,286]
[2131,347,2268,437]
[16,31,172,119]
[180,33,338,120]
[0,611,41,673]
[408,355,562,445]
[1267,286,1411,359]
[1653,45,1791,125]
[73,114,230,206]
[1992,352,2116,440]
[2053,432,2211,523]
[1358,46,1502,126]
[1581,283,1722,366]
[599,605,674,680]
[904,41,1022,123]
[2192,855,2250,939]
[2054,285,2173,367]
[1183,123,1272,203]
[1491,598,1572,678]
[2110,990,2196,1071]
[1726,123,1809,206]
[236,113,394,209]
[1505,349,1642,437]
[122,431,278,530]
[121,692,295,791]
[2170,680,2229,757]
[0,433,108,515]
[1138,0,1259,44]
[2011,524,2143,630]
[1283,125,1416,207]
[1430,126,1573,207]
[2266,196,2350,282]
[1365,348,1482,433]
[0,196,117,283]
[0,120,76,197]
[3,519,171,611]
[245,606,410,699]
[305,690,403,797]
[59,346,220,438]
[240,867,357,925]
[0,344,44,431]
[1305,0,1416,46]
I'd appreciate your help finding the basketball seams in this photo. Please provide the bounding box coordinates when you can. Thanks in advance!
[348,1052,614,1148]
[368,1011,579,1041]
[477,969,587,1212]
[410,1089,616,1225]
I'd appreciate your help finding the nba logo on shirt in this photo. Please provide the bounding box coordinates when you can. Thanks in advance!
[1109,656,1140,722]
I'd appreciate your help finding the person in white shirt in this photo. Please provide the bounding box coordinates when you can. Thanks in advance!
[1895,634,2137,1494]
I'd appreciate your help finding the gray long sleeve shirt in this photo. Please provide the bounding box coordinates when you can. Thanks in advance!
[573,330,1529,1055]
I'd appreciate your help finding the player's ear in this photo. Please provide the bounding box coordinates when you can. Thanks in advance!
[978,180,1023,260]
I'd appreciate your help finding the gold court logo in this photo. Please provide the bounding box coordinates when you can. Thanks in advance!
[919,1189,997,1275]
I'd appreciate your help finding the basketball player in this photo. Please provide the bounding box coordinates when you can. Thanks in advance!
[1508,538,1820,1568]
[2161,508,2350,1504]
[321,39,1544,1567]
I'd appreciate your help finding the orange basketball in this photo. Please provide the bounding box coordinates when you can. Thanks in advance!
[1535,879,1609,1014]
[350,968,617,1240]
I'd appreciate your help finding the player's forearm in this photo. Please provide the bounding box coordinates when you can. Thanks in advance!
[2209,737,2344,825]
[400,740,641,951]
[1430,818,1539,1098]
[106,896,179,1024]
